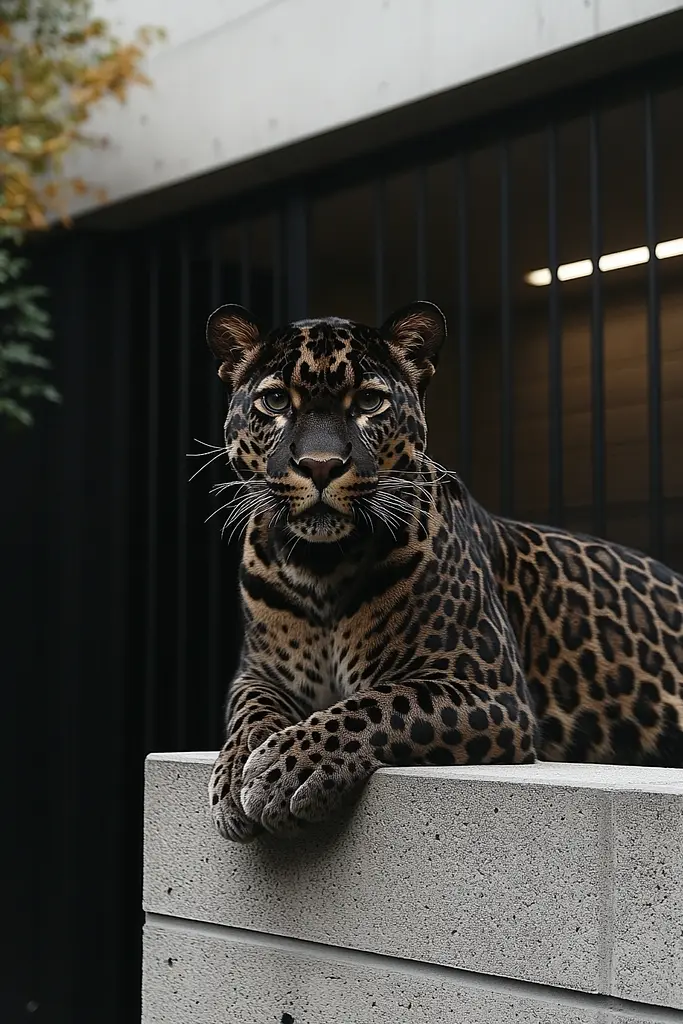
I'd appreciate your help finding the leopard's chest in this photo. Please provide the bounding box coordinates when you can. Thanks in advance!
[246,525,470,702]
[282,609,411,710]
[288,624,386,709]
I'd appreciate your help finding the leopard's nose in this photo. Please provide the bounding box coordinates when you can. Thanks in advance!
[296,456,348,491]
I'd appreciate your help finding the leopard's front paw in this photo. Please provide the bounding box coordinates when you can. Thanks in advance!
[209,716,290,843]
[240,721,380,837]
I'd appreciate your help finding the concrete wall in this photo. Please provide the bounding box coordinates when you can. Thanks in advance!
[142,753,683,1023]
[71,0,683,219]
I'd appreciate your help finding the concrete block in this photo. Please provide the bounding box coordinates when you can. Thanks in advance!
[611,790,683,1008]
[144,755,683,1009]
[142,917,682,1024]
[142,918,604,1024]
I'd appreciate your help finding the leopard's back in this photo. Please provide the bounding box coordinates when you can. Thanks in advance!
[485,513,683,766]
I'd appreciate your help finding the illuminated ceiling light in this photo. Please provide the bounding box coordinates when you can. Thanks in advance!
[524,236,683,286]
[656,237,683,259]
[598,246,649,272]
[525,268,552,286]
[557,259,593,281]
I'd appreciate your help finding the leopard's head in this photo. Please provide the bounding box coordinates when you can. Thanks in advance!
[206,301,446,543]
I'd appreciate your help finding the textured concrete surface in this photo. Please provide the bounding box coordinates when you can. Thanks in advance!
[611,790,683,1007]
[70,0,682,215]
[144,755,683,1009]
[142,917,683,1024]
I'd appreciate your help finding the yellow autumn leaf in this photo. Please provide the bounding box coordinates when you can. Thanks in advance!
[1,2,164,232]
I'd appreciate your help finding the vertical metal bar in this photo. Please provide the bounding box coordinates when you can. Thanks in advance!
[374,179,386,325]
[144,246,160,755]
[589,110,606,540]
[645,91,664,561]
[109,245,131,682]
[240,220,251,309]
[416,166,427,297]
[500,141,514,517]
[176,238,191,749]
[286,194,309,320]
[105,238,131,1017]
[207,230,223,746]
[272,211,284,326]
[547,123,563,525]
[55,235,89,1021]
[456,156,472,486]
[5,357,46,1014]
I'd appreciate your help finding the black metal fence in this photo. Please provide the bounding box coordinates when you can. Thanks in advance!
[5,53,683,1023]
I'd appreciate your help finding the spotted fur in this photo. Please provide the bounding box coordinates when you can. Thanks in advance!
[204,301,683,842]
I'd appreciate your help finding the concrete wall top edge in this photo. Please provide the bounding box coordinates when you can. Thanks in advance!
[146,752,683,794]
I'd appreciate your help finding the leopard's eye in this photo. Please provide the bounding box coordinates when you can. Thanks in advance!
[261,390,290,414]
[356,390,385,414]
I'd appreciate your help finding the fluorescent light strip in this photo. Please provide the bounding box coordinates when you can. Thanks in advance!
[600,246,649,272]
[558,258,593,281]
[656,237,683,259]
[525,236,683,286]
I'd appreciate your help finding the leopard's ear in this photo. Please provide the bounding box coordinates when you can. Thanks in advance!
[380,301,446,390]
[206,304,262,388]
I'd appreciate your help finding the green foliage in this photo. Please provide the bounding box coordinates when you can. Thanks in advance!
[0,0,163,429]
[0,232,59,427]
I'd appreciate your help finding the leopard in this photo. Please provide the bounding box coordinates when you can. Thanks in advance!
[204,299,683,843]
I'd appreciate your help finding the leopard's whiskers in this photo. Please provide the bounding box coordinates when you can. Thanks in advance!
[205,481,266,524]
[369,496,415,534]
[222,492,274,541]
[229,497,279,545]
[380,475,438,508]
[271,502,289,528]
[375,490,429,536]
[210,478,261,496]
[354,504,375,534]
[188,446,230,482]
[283,533,304,563]
[365,496,401,540]
[191,437,226,452]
